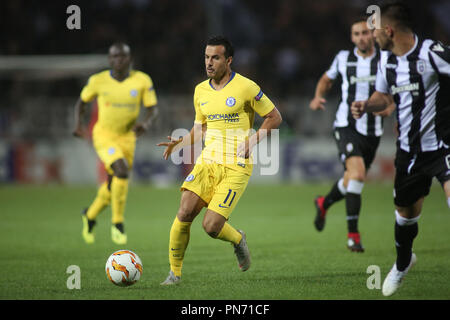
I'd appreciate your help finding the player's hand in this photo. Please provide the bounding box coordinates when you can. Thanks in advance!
[237,136,256,159]
[309,97,326,111]
[133,123,148,137]
[156,136,182,160]
[72,127,87,139]
[351,101,367,119]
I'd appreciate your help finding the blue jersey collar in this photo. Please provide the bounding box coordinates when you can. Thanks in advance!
[110,69,130,82]
[209,71,235,90]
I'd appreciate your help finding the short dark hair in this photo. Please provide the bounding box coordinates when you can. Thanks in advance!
[109,42,131,55]
[206,36,234,58]
[351,15,369,27]
[380,0,413,31]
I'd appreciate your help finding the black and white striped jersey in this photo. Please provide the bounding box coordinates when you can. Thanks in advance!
[326,47,382,137]
[376,35,450,153]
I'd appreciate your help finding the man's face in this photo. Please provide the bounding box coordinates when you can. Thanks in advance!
[351,21,374,53]
[205,45,231,80]
[108,45,131,73]
[373,18,394,51]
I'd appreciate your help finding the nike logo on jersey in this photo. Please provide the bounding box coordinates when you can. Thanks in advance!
[201,101,209,106]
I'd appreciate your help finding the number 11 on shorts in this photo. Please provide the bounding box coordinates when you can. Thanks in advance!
[222,189,237,208]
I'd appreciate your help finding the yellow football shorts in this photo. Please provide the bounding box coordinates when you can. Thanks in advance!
[181,160,250,219]
[92,126,136,175]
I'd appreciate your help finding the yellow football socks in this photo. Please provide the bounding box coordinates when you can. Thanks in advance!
[86,182,111,220]
[217,222,242,245]
[111,176,129,224]
[169,217,192,277]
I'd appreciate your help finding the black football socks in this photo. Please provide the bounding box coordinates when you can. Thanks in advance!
[323,179,346,210]
[395,219,418,271]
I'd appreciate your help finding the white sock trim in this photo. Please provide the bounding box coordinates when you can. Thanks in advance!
[447,197,450,209]
[395,210,420,226]
[347,179,364,194]
[338,178,347,195]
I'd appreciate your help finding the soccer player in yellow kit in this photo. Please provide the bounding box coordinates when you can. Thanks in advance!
[73,43,158,245]
[157,36,282,285]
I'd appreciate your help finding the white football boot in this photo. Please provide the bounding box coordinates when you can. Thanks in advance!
[382,253,417,296]
[160,270,181,285]
[234,230,251,271]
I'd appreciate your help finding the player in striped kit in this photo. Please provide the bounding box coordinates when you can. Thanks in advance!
[309,17,395,252]
[351,1,450,296]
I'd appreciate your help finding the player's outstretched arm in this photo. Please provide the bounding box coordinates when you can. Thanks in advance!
[237,107,282,158]
[73,98,89,139]
[309,73,333,111]
[351,91,392,119]
[157,122,206,160]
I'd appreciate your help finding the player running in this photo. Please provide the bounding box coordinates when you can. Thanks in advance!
[309,17,395,252]
[73,43,158,245]
[157,36,282,285]
[351,1,450,296]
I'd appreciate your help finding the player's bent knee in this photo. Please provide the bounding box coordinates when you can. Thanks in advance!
[202,222,221,238]
[347,171,365,182]
[202,214,225,238]
[205,230,219,238]
[111,159,129,179]
[112,166,129,179]
[346,158,366,181]
[114,171,129,179]
[177,207,197,222]
[395,199,423,218]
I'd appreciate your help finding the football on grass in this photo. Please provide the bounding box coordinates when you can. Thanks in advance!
[105,250,143,286]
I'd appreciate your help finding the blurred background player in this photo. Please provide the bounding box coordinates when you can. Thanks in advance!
[73,42,158,244]
[309,17,395,252]
[157,36,282,285]
[352,0,450,296]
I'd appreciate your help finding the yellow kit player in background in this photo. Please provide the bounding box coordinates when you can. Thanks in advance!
[73,43,158,245]
[157,36,282,285]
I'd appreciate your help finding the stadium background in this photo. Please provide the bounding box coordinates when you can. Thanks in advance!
[1,0,450,302]
[1,0,449,186]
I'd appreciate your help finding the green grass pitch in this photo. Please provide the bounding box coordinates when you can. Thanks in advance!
[1,182,449,300]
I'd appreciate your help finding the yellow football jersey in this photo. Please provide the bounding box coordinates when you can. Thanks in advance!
[81,70,157,134]
[193,71,275,175]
